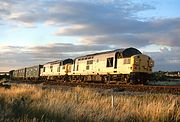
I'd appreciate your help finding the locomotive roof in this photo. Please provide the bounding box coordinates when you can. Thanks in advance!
[26,64,43,69]
[76,47,142,59]
[45,58,73,65]
[45,60,61,65]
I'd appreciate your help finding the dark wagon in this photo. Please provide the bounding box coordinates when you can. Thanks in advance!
[9,70,14,79]
[12,68,26,79]
[26,65,43,80]
[12,70,18,78]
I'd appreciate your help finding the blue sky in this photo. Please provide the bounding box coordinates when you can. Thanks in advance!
[135,0,180,19]
[0,0,180,71]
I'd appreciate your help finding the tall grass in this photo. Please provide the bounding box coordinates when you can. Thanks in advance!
[0,84,179,122]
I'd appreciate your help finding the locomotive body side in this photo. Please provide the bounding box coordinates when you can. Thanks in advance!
[40,59,73,80]
[40,62,57,78]
[117,57,132,74]
[72,52,117,75]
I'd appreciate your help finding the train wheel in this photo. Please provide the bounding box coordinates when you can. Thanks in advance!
[104,76,109,84]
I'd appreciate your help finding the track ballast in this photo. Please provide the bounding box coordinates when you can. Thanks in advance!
[43,81,180,95]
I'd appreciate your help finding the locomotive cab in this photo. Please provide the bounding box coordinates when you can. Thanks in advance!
[130,54,154,83]
[131,54,154,73]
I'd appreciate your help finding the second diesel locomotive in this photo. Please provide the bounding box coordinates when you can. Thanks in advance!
[10,47,154,84]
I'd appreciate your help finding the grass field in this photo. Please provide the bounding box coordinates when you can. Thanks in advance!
[149,80,180,86]
[0,84,179,122]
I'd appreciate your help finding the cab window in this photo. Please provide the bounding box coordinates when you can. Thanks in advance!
[123,58,130,64]
[76,65,79,71]
[50,66,53,72]
[106,57,113,67]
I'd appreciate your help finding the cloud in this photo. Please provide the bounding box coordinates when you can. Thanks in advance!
[1,0,179,48]
[75,18,180,48]
[78,34,150,48]
[146,47,180,71]
[0,43,112,71]
[148,28,180,47]
[0,0,154,26]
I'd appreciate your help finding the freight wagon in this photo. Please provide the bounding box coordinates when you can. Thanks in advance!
[26,65,43,80]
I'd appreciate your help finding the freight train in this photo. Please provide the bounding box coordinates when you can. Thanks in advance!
[9,47,154,84]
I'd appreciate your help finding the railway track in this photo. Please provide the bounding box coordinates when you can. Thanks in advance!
[43,81,180,95]
[1,79,179,95]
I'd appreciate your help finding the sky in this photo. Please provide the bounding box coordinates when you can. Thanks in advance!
[0,0,180,72]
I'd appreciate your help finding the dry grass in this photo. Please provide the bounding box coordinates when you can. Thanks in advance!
[0,84,179,122]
